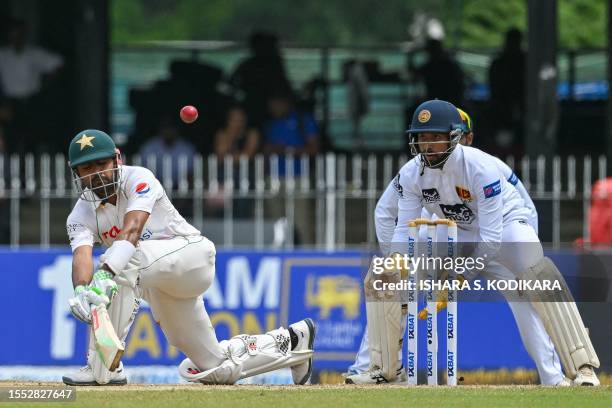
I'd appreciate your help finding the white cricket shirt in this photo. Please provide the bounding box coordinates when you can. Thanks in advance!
[390,144,531,246]
[66,165,200,251]
[375,150,538,243]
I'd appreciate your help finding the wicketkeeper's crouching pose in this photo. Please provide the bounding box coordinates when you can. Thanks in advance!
[63,129,315,386]
[345,100,600,386]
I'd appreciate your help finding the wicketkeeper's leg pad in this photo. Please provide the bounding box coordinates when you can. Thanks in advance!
[523,256,600,378]
[364,258,405,381]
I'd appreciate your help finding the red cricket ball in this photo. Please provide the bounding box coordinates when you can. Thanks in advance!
[180,105,198,124]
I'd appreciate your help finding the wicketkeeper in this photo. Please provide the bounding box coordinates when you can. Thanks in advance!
[345,102,599,386]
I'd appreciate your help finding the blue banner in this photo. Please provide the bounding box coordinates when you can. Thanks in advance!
[0,248,580,373]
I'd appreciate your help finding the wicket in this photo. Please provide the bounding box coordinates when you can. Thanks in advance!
[406,218,458,386]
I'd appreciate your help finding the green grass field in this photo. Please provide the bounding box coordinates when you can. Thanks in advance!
[3,384,612,408]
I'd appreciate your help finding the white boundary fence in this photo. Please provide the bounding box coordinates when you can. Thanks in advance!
[0,153,608,249]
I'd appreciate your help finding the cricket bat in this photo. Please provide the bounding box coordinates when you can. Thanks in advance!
[91,304,124,371]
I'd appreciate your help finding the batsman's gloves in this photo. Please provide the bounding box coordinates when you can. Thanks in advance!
[91,270,119,304]
[68,285,111,324]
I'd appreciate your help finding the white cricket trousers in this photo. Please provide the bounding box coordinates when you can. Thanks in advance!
[136,235,226,370]
[349,221,564,384]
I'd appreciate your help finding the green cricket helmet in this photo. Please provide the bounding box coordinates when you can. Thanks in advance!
[68,129,122,202]
[68,129,117,168]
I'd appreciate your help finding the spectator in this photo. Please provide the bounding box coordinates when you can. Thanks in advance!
[229,31,291,128]
[344,59,370,148]
[0,19,63,100]
[488,28,526,154]
[574,178,612,303]
[263,87,319,245]
[0,19,63,154]
[209,106,261,218]
[214,106,260,160]
[139,116,196,185]
[408,38,464,106]
[574,178,612,246]
[263,87,319,160]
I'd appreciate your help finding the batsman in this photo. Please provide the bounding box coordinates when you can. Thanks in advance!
[63,129,315,386]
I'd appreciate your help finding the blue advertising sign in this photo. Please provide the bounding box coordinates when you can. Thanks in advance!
[0,248,581,379]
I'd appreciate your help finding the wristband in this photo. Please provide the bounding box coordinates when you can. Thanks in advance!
[101,240,136,275]
[94,270,114,280]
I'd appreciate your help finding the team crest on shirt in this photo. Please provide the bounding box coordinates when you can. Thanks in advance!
[135,182,150,195]
[455,186,472,202]
[439,203,475,224]
[422,188,441,203]
[393,173,403,197]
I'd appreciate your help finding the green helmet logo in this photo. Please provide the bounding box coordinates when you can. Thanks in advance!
[69,129,116,168]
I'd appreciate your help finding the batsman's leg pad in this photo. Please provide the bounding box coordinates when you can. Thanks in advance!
[523,257,600,378]
[364,260,404,381]
[89,285,140,384]
[178,328,312,384]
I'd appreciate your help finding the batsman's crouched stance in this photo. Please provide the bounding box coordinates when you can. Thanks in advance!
[345,101,600,386]
[63,129,316,386]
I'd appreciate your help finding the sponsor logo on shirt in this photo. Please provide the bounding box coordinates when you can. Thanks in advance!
[507,172,519,186]
[439,203,475,224]
[102,225,122,240]
[393,173,403,197]
[102,226,153,241]
[422,188,441,203]
[135,182,150,195]
[66,223,83,234]
[455,186,472,202]
[139,228,153,241]
[483,180,501,199]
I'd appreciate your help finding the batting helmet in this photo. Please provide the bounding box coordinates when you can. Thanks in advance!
[68,129,121,202]
[68,129,117,168]
[406,100,465,169]
[406,100,464,135]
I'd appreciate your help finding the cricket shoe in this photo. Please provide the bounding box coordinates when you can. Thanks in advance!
[62,362,127,386]
[573,365,600,386]
[341,368,361,379]
[345,367,408,385]
[289,318,316,385]
[554,377,572,387]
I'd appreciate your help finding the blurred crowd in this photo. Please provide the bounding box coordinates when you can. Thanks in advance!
[0,25,529,162]
[123,28,529,173]
[0,22,609,245]
[0,18,65,243]
[0,26,531,241]
[405,27,526,158]
[124,31,321,171]
[122,32,325,233]
[0,18,65,157]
